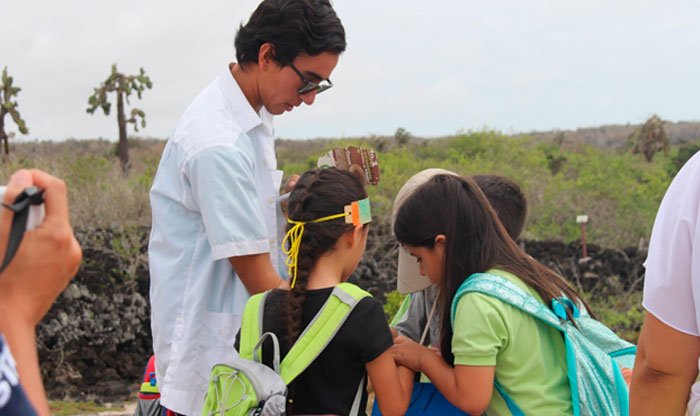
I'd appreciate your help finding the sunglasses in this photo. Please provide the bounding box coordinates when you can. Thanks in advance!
[289,63,333,95]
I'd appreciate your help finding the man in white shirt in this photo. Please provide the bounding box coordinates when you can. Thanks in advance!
[630,151,700,415]
[148,1,346,414]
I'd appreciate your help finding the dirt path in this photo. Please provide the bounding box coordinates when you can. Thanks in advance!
[69,402,136,416]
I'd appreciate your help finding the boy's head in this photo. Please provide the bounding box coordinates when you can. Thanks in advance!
[392,169,528,294]
[234,0,346,114]
[235,0,346,69]
[472,174,527,241]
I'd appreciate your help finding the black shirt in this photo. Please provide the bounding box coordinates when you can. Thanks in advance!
[235,287,393,415]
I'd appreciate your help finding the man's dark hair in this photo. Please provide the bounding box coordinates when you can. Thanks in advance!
[472,174,528,240]
[235,0,346,67]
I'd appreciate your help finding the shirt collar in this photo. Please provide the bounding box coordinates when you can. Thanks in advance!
[218,64,273,134]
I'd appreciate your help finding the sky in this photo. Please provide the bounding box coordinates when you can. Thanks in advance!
[1,0,699,141]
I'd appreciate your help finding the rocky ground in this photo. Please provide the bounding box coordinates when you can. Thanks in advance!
[38,226,646,403]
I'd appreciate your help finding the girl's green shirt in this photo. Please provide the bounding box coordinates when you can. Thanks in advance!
[451,269,573,415]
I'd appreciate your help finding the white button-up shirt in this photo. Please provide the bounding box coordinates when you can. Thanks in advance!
[148,65,283,415]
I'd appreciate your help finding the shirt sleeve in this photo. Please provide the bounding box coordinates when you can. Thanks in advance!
[452,292,509,366]
[642,152,700,336]
[186,142,270,260]
[346,297,394,363]
[394,291,427,343]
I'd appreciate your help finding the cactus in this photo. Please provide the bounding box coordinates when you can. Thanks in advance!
[0,67,29,156]
[87,64,152,174]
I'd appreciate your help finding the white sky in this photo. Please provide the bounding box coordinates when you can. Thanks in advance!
[1,0,699,141]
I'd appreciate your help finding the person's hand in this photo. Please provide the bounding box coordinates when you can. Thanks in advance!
[284,174,300,193]
[621,367,633,386]
[391,335,431,371]
[0,169,82,329]
[389,327,399,341]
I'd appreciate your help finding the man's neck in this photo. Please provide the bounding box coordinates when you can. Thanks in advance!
[230,63,262,113]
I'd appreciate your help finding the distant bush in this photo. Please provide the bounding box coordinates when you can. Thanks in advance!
[281,131,672,247]
[383,290,407,321]
[0,139,162,228]
[587,291,644,343]
[668,140,700,176]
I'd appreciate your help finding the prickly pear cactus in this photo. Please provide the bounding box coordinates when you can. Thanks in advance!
[0,67,29,155]
[87,64,153,173]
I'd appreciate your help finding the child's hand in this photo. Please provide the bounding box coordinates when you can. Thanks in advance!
[389,327,399,341]
[391,335,429,371]
[621,367,633,386]
[284,174,300,193]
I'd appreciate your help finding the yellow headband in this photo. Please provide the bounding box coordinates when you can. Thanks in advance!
[282,197,372,288]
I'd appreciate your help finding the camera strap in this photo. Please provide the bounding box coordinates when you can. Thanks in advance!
[0,187,45,273]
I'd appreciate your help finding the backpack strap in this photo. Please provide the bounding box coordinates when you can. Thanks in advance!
[239,291,270,360]
[279,282,370,416]
[280,282,370,384]
[240,284,371,415]
[450,272,563,331]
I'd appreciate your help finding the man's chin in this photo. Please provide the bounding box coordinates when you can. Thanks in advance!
[264,105,287,116]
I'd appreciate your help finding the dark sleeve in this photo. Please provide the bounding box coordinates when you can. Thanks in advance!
[345,297,394,363]
[234,330,240,352]
[394,290,428,342]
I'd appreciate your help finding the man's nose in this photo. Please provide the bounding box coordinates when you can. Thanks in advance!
[300,90,318,106]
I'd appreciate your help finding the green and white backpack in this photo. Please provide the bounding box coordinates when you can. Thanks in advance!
[201,282,370,416]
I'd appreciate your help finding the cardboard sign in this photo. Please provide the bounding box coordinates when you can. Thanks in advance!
[317,146,380,185]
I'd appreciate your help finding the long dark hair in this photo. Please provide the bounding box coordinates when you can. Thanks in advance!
[235,0,346,67]
[394,174,591,364]
[283,168,367,346]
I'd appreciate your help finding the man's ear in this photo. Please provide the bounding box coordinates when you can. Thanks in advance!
[258,43,276,70]
[435,234,447,246]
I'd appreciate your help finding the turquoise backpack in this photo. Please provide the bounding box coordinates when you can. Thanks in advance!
[451,272,636,416]
[201,282,370,416]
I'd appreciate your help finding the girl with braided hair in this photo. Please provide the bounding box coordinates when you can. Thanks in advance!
[235,167,412,415]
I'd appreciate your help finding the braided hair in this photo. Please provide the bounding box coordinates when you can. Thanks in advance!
[283,168,367,346]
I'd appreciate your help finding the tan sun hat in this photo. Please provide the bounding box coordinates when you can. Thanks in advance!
[392,168,460,294]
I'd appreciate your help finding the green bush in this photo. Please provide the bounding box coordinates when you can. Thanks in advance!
[0,132,677,247]
[585,291,644,343]
[383,290,407,322]
[279,132,672,247]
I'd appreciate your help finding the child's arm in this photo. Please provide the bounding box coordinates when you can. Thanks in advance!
[392,335,494,415]
[365,351,413,416]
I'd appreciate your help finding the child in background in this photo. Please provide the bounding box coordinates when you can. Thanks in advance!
[235,168,412,415]
[391,174,588,415]
[391,170,528,348]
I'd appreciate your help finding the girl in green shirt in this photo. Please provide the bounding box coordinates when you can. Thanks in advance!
[390,174,595,415]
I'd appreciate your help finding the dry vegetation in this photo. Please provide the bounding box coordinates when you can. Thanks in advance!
[1,126,697,249]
